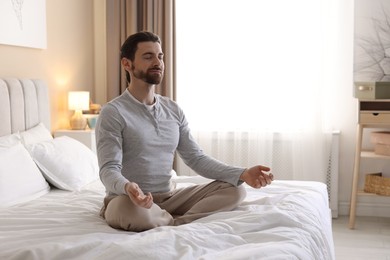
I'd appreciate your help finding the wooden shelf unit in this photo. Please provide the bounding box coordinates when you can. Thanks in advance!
[349,100,390,229]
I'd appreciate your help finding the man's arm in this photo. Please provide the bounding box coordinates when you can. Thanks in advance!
[176,114,246,186]
[96,104,129,195]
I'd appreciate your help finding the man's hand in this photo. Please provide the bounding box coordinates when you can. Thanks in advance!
[125,182,153,209]
[240,165,274,189]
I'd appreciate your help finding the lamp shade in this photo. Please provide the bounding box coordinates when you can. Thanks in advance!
[68,91,90,111]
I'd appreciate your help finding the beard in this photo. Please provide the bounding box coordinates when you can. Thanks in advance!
[131,65,163,85]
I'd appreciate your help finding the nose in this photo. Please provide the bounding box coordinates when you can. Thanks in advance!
[153,57,163,67]
[151,55,163,66]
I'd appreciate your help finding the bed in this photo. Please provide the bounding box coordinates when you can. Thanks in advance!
[0,78,335,260]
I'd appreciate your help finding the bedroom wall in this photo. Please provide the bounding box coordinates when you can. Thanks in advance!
[0,0,95,131]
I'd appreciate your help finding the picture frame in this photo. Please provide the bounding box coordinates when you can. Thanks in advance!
[354,0,390,82]
[0,0,47,49]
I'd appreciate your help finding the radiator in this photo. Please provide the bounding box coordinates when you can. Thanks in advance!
[176,131,340,218]
[328,131,340,218]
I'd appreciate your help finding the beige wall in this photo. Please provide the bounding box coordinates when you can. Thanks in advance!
[0,0,96,131]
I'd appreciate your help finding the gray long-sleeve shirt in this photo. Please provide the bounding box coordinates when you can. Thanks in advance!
[95,89,245,196]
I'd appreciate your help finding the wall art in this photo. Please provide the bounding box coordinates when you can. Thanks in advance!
[354,0,390,81]
[0,0,46,49]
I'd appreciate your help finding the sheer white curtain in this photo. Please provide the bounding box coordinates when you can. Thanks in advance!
[175,0,352,182]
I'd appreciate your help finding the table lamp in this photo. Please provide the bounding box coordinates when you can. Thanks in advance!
[68,91,90,130]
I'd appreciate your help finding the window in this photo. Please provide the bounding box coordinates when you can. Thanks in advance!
[176,0,333,132]
[175,0,351,180]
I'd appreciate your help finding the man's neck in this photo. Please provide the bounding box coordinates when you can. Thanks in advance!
[127,81,156,105]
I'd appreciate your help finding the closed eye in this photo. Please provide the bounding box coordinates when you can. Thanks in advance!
[143,54,152,60]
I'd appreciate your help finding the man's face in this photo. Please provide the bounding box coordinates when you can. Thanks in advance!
[131,41,164,84]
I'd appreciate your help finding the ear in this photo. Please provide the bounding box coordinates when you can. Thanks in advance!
[121,57,132,71]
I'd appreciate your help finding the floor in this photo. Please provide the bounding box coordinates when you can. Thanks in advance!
[332,216,390,260]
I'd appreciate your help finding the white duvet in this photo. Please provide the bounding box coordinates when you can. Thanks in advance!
[0,177,335,260]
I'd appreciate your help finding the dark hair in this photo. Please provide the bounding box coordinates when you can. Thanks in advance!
[121,31,161,84]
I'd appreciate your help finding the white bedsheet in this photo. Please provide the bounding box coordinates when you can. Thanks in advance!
[0,177,335,260]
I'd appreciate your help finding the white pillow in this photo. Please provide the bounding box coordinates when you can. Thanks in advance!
[27,136,99,191]
[0,133,21,147]
[19,122,53,146]
[0,143,50,207]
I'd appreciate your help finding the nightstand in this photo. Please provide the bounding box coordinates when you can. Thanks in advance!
[349,100,390,229]
[54,129,96,153]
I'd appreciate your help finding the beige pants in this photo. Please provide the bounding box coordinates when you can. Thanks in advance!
[101,180,246,232]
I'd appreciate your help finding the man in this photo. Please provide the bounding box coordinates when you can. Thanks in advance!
[95,31,273,232]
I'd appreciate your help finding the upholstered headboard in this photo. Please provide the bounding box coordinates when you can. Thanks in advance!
[0,78,50,137]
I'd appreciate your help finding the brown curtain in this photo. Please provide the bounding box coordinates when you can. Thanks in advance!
[105,0,176,102]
